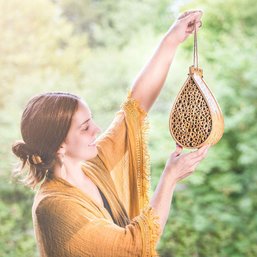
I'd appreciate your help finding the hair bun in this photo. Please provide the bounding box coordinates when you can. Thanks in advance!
[12,141,30,161]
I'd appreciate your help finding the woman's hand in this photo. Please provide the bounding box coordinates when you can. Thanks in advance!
[150,143,210,232]
[166,10,203,46]
[164,144,210,184]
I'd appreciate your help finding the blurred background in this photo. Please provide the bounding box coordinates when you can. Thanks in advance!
[0,0,256,256]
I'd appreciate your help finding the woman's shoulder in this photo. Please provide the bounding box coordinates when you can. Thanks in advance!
[32,178,77,215]
[32,188,66,216]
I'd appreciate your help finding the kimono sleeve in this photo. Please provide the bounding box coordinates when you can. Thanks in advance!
[93,92,148,173]
[34,197,161,257]
[88,92,151,215]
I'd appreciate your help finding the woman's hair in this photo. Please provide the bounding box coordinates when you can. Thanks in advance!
[12,92,80,189]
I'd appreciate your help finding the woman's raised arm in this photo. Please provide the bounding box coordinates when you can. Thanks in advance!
[130,10,202,112]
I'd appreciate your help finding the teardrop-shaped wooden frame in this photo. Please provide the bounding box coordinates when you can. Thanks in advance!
[169,66,224,149]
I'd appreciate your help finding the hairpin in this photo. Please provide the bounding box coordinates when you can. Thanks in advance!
[31,154,43,165]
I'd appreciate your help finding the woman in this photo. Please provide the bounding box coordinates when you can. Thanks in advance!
[12,10,208,257]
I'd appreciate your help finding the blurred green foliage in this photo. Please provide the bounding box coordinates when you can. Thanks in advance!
[0,0,256,256]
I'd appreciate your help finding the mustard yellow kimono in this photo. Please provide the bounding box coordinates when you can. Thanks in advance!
[32,94,161,257]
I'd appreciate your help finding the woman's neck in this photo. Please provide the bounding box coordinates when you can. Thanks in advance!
[53,158,104,207]
[53,158,86,186]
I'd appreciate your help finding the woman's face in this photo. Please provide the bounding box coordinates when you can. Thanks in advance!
[63,100,101,162]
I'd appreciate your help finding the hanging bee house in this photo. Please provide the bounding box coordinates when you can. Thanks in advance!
[169,26,224,149]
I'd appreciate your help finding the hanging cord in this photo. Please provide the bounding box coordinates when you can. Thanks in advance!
[193,22,198,68]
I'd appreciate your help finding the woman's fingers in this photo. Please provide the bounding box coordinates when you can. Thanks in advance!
[188,145,210,160]
[178,10,202,20]
[166,143,209,183]
[183,10,203,33]
[183,10,203,24]
[168,9,203,44]
[189,161,201,172]
[186,20,202,34]
[178,171,194,181]
[182,155,206,176]
[174,144,183,156]
[180,145,209,172]
[190,149,209,167]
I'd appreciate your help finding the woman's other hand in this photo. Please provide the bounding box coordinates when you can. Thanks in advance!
[150,143,210,232]
[166,10,203,46]
[164,144,210,184]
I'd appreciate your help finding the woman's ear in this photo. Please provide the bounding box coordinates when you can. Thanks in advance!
[56,145,66,165]
[57,145,66,155]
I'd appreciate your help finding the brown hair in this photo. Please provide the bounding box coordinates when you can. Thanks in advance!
[12,92,80,188]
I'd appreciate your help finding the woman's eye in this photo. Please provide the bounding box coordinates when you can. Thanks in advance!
[83,126,89,131]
